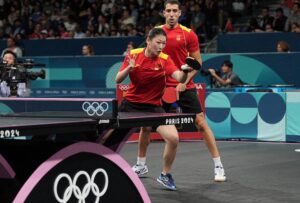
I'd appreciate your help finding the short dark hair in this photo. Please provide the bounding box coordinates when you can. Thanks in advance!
[164,0,181,8]
[148,28,166,40]
[222,60,233,69]
[3,50,17,59]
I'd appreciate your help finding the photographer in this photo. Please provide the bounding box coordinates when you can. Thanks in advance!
[208,60,244,88]
[1,51,29,97]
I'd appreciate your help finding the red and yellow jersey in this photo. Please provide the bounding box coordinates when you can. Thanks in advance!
[119,48,178,106]
[158,24,200,89]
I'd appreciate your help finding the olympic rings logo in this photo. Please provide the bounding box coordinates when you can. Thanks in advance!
[82,102,109,116]
[53,168,109,203]
[118,84,129,91]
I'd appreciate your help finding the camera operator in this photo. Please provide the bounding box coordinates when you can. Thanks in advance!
[208,60,244,88]
[0,50,29,97]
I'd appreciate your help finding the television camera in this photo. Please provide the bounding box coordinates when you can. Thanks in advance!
[0,59,46,97]
[200,68,221,77]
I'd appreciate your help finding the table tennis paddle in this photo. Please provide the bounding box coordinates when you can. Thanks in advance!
[162,87,179,103]
[185,57,202,70]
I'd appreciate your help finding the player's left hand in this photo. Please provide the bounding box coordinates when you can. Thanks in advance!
[208,68,216,75]
[176,83,186,92]
[127,54,137,70]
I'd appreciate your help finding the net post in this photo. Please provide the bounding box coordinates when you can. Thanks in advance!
[112,99,118,118]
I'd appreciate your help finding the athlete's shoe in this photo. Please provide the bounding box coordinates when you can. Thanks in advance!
[157,173,177,190]
[132,164,149,176]
[214,165,226,182]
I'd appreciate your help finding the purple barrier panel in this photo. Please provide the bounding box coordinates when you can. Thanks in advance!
[0,154,15,179]
[13,142,150,203]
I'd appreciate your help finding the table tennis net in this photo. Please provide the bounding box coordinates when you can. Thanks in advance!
[0,98,118,119]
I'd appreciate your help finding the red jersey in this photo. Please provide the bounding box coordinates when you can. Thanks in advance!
[159,24,200,89]
[119,48,178,106]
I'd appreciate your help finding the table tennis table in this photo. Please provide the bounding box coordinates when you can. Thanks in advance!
[0,97,196,203]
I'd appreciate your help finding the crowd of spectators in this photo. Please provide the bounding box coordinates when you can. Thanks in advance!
[242,0,300,33]
[0,0,258,42]
[0,0,298,47]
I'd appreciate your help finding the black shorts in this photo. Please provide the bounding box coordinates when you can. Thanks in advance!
[119,99,165,130]
[119,99,165,113]
[163,88,202,114]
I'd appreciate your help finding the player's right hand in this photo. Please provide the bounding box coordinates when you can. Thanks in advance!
[176,83,186,92]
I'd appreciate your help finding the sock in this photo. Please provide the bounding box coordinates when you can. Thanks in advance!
[137,157,146,166]
[213,157,223,168]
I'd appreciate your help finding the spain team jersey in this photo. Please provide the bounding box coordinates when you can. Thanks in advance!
[158,24,200,89]
[119,48,178,106]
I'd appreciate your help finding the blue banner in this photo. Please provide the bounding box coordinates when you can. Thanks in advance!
[25,53,300,94]
[218,32,300,53]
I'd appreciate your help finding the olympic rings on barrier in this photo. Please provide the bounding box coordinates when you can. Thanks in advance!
[118,84,129,91]
[82,102,109,116]
[53,168,109,203]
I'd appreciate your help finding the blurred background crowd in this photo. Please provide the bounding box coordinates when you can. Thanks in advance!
[0,0,299,50]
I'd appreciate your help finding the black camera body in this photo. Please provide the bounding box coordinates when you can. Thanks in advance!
[0,60,45,97]
[200,68,221,77]
[200,68,222,88]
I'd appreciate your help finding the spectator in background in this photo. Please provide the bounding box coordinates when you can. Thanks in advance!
[190,3,206,35]
[123,41,135,56]
[276,40,290,52]
[29,23,45,39]
[245,17,263,32]
[291,22,300,32]
[273,7,288,31]
[232,0,245,14]
[178,4,191,27]
[204,0,219,39]
[97,15,110,36]
[285,3,300,31]
[73,24,86,38]
[265,23,274,32]
[119,9,136,30]
[1,36,23,57]
[12,19,25,38]
[208,60,244,88]
[224,17,234,32]
[0,28,9,39]
[58,23,70,38]
[64,14,77,32]
[281,0,294,16]
[46,28,57,39]
[257,7,274,30]
[82,44,95,56]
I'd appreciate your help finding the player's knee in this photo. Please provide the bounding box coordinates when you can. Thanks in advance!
[166,134,179,147]
[195,113,206,132]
